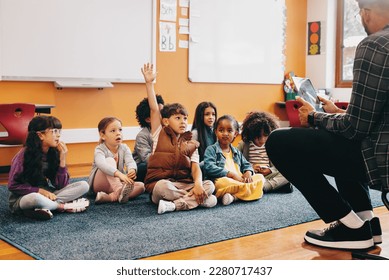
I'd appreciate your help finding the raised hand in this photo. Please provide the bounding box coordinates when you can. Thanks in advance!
[141,63,156,83]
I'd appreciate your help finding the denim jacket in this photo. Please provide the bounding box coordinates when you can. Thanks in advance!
[203,142,254,180]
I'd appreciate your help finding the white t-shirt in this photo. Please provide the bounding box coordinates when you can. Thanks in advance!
[152,125,200,163]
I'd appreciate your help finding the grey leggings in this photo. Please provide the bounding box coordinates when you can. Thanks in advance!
[19,181,89,211]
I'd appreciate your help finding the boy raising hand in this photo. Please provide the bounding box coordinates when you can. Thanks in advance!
[141,63,217,214]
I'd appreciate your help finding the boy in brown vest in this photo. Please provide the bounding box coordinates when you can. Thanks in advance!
[141,63,217,214]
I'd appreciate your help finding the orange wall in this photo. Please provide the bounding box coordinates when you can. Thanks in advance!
[0,0,307,168]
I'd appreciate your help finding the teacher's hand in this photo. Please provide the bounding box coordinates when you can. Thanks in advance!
[296,96,314,127]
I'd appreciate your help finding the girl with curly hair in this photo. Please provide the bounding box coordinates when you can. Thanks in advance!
[237,111,293,193]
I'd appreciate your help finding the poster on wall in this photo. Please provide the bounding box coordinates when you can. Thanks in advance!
[308,21,321,55]
[159,22,176,52]
[160,0,177,22]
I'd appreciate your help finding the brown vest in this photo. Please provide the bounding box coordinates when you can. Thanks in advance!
[144,126,199,192]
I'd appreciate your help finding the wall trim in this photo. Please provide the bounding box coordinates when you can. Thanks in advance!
[1,122,289,146]
[60,126,142,144]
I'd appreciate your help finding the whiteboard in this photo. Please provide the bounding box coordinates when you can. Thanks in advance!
[189,0,286,84]
[0,0,156,83]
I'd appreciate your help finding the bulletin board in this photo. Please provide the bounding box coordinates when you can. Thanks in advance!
[0,0,156,83]
[188,0,286,84]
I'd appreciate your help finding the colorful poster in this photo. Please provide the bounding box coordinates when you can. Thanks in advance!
[308,21,321,55]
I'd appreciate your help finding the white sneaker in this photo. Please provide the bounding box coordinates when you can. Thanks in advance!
[201,195,217,208]
[158,200,176,214]
[64,198,90,213]
[222,193,235,206]
[118,183,134,203]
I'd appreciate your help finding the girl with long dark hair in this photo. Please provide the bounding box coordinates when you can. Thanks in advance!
[8,116,89,220]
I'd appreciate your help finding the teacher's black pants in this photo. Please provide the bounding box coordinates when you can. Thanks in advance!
[266,127,372,223]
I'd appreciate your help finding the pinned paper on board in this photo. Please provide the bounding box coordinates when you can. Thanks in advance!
[159,22,176,52]
[179,0,189,8]
[160,0,177,22]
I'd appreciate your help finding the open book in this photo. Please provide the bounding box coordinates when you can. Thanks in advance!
[292,76,324,112]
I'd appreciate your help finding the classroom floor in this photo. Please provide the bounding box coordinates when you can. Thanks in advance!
[1,173,388,260]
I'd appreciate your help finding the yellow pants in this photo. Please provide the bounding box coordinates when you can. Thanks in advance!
[214,174,264,201]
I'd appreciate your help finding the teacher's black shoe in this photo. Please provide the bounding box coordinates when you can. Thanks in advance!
[370,217,382,244]
[304,220,374,250]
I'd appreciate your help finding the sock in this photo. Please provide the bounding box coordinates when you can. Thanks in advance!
[340,211,364,229]
[263,181,273,192]
[356,210,374,221]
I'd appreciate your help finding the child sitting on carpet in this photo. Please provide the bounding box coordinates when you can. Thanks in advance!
[132,94,165,182]
[141,62,217,214]
[204,115,265,206]
[8,116,90,221]
[237,111,292,193]
[88,117,145,204]
[191,101,217,171]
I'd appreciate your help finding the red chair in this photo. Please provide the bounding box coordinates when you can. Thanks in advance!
[285,100,302,127]
[0,103,35,145]
[285,101,350,127]
[335,102,348,110]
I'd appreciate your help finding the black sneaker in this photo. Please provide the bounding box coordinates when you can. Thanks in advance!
[304,220,374,250]
[370,217,382,244]
[273,182,294,193]
[23,208,53,221]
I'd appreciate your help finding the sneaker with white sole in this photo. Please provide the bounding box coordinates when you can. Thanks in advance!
[201,195,217,208]
[23,208,53,221]
[222,193,235,206]
[370,217,382,244]
[158,200,176,214]
[304,220,374,250]
[118,183,134,203]
[64,198,90,213]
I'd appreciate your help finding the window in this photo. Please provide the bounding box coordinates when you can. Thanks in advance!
[336,0,366,87]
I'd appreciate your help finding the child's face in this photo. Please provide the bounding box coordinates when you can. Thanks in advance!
[101,120,123,147]
[38,128,61,150]
[203,106,216,128]
[165,113,188,135]
[253,133,269,147]
[215,119,238,147]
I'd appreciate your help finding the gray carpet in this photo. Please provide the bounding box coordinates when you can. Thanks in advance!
[0,179,384,260]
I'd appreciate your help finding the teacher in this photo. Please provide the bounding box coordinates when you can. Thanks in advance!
[266,0,389,250]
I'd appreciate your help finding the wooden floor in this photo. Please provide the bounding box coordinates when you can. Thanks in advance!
[1,173,388,260]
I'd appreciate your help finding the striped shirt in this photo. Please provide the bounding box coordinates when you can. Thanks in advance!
[248,141,270,168]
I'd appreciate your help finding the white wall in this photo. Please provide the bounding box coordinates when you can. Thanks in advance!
[306,0,352,102]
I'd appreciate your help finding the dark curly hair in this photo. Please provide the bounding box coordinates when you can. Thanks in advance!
[135,94,165,128]
[241,111,279,143]
[16,116,62,187]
